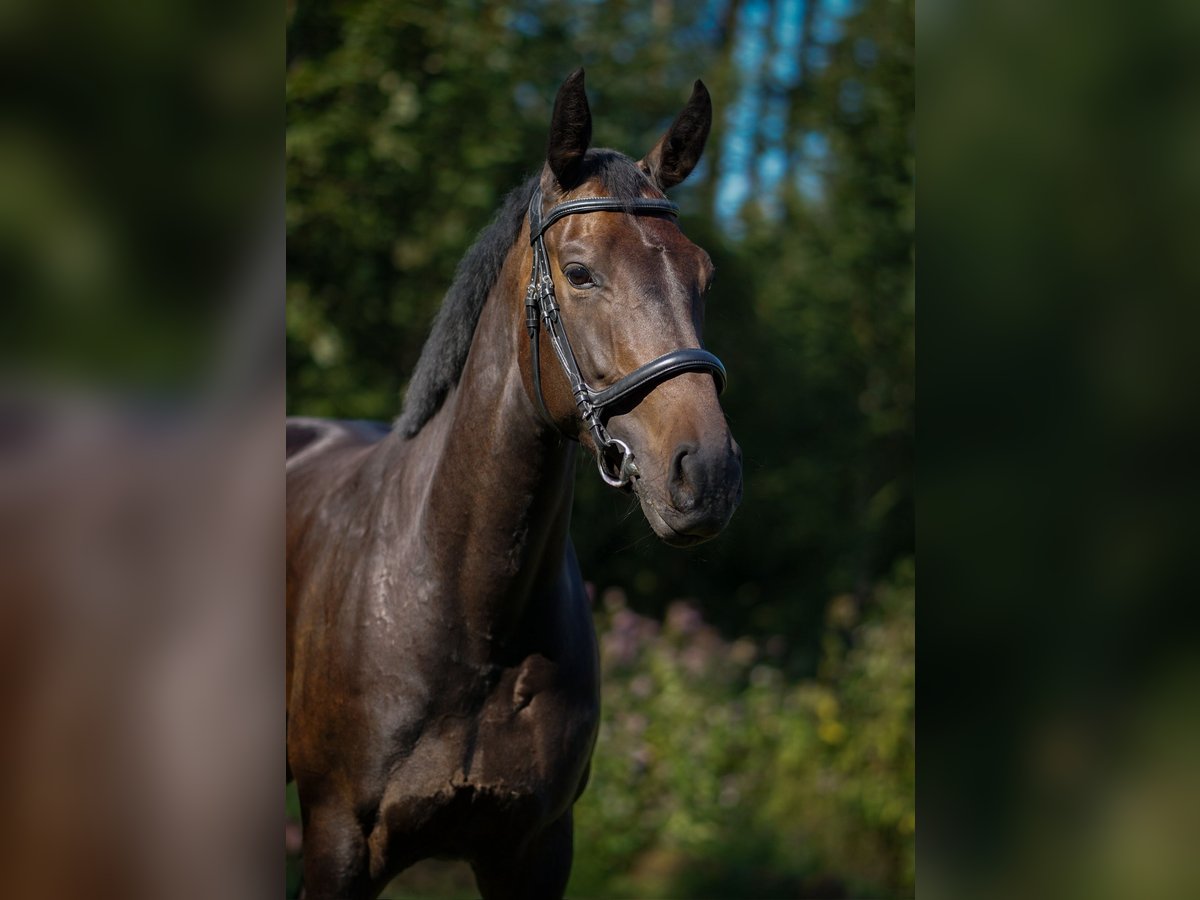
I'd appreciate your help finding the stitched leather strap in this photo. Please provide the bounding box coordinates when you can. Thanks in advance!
[533,196,678,241]
[588,348,726,410]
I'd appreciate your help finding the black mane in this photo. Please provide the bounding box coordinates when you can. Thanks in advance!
[395,149,657,437]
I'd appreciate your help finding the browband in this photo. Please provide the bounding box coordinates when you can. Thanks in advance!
[532,196,679,239]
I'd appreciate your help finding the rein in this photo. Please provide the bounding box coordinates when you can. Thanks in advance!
[524,187,727,489]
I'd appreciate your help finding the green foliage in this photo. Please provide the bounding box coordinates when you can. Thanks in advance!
[570,559,915,897]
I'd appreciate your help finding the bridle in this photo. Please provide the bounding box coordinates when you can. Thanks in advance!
[525,187,727,489]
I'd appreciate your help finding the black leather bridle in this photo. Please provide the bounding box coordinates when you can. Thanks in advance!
[525,187,727,489]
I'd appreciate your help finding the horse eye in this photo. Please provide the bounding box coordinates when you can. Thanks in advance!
[564,264,594,287]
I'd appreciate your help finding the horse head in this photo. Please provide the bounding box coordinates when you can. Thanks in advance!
[523,69,743,546]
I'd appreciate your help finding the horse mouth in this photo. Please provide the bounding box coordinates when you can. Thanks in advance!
[632,482,717,548]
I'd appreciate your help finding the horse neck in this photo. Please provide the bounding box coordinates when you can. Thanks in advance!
[387,236,576,648]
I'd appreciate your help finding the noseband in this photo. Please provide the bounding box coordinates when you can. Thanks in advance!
[525,188,727,489]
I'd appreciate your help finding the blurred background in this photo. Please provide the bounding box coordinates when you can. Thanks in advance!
[1,2,280,899]
[919,2,1200,899]
[287,0,913,896]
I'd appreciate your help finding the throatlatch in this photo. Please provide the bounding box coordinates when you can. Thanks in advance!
[524,188,727,489]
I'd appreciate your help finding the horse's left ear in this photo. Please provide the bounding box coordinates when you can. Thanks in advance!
[639,80,712,191]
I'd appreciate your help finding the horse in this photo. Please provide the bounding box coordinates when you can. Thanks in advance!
[286,69,743,899]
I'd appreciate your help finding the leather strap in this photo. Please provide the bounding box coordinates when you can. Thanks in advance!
[588,348,726,410]
[534,196,678,238]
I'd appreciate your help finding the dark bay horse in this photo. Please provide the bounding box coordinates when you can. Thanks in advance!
[286,70,742,898]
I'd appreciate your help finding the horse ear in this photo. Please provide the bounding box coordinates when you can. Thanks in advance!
[640,80,712,191]
[547,68,592,189]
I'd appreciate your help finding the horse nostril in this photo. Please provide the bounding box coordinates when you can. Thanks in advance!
[668,442,699,512]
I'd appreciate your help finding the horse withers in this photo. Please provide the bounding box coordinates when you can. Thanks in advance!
[286,69,742,898]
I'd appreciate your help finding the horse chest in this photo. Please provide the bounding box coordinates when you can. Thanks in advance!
[413,655,593,792]
[374,653,598,857]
